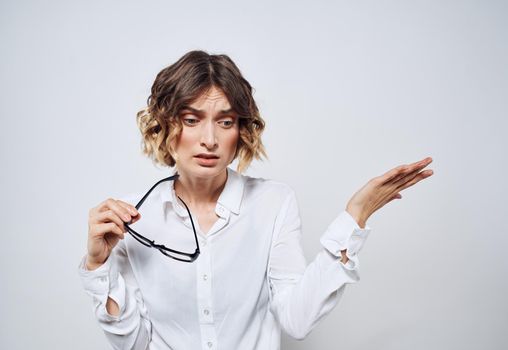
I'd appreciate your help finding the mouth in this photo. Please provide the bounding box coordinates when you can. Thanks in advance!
[194,154,219,159]
[194,155,219,167]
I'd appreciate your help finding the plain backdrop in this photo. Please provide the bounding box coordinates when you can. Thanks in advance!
[1,0,507,349]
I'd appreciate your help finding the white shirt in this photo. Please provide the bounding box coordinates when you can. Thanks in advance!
[78,167,372,350]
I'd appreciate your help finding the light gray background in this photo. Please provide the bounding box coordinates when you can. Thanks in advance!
[1,0,507,349]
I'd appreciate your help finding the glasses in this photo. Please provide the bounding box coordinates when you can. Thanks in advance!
[123,173,200,263]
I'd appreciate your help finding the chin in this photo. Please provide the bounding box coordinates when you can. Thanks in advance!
[186,164,227,179]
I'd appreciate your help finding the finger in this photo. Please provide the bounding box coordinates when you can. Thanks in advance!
[380,163,419,184]
[386,191,402,202]
[395,169,434,192]
[380,157,433,185]
[392,166,427,188]
[96,198,114,213]
[126,214,141,225]
[89,201,107,218]
[92,210,126,231]
[390,158,433,187]
[104,198,133,223]
[408,157,433,174]
[90,222,125,239]
[379,164,408,184]
[117,201,141,222]
[386,192,402,204]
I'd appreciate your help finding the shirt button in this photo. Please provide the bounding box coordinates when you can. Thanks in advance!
[203,274,208,281]
[203,309,210,315]
[207,341,213,348]
[99,276,107,283]
[202,240,207,246]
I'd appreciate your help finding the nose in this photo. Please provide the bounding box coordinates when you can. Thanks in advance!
[200,120,218,150]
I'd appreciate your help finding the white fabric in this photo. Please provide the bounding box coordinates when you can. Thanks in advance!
[78,167,372,349]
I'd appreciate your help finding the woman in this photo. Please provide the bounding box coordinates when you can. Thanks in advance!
[78,50,433,349]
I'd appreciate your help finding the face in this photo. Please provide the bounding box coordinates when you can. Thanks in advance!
[172,86,239,180]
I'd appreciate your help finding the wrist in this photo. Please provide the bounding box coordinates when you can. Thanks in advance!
[340,249,349,264]
[85,255,105,271]
[345,206,367,229]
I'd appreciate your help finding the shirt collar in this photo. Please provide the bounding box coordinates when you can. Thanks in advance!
[160,167,245,215]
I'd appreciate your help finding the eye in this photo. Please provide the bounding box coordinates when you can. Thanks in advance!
[219,118,236,128]
[182,116,199,126]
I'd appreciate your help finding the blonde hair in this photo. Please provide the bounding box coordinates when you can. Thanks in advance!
[136,50,267,173]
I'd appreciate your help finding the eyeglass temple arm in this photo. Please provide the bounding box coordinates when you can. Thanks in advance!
[133,173,180,211]
[175,193,200,254]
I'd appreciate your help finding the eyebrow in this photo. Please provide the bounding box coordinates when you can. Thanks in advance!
[180,106,236,116]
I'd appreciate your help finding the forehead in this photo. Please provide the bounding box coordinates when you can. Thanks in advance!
[189,86,231,109]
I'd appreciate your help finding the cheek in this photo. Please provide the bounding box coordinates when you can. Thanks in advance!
[175,130,195,149]
[226,131,240,151]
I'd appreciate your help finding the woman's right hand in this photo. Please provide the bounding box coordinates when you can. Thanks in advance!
[86,198,141,270]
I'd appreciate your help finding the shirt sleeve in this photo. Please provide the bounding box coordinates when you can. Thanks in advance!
[77,238,152,350]
[267,188,371,340]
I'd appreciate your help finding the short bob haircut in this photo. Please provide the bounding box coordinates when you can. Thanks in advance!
[136,50,267,174]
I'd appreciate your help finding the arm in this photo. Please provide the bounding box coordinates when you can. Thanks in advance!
[268,156,433,340]
[267,188,371,340]
[78,238,152,350]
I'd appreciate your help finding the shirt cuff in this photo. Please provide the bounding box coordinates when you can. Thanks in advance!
[320,210,372,262]
[77,253,125,318]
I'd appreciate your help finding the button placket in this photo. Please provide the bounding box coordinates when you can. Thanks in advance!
[196,240,214,325]
[196,239,217,350]
[201,325,217,350]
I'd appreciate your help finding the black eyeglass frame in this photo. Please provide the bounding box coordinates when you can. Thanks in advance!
[123,173,200,263]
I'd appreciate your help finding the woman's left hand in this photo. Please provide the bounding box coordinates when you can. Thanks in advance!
[345,156,434,228]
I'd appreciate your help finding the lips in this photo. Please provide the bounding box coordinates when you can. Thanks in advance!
[194,154,219,167]
[195,154,219,159]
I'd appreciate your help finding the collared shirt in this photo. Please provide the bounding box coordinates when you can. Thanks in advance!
[78,167,372,350]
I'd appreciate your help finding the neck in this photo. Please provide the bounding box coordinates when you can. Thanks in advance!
[173,168,228,208]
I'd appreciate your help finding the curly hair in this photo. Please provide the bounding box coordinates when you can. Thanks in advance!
[136,50,267,173]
